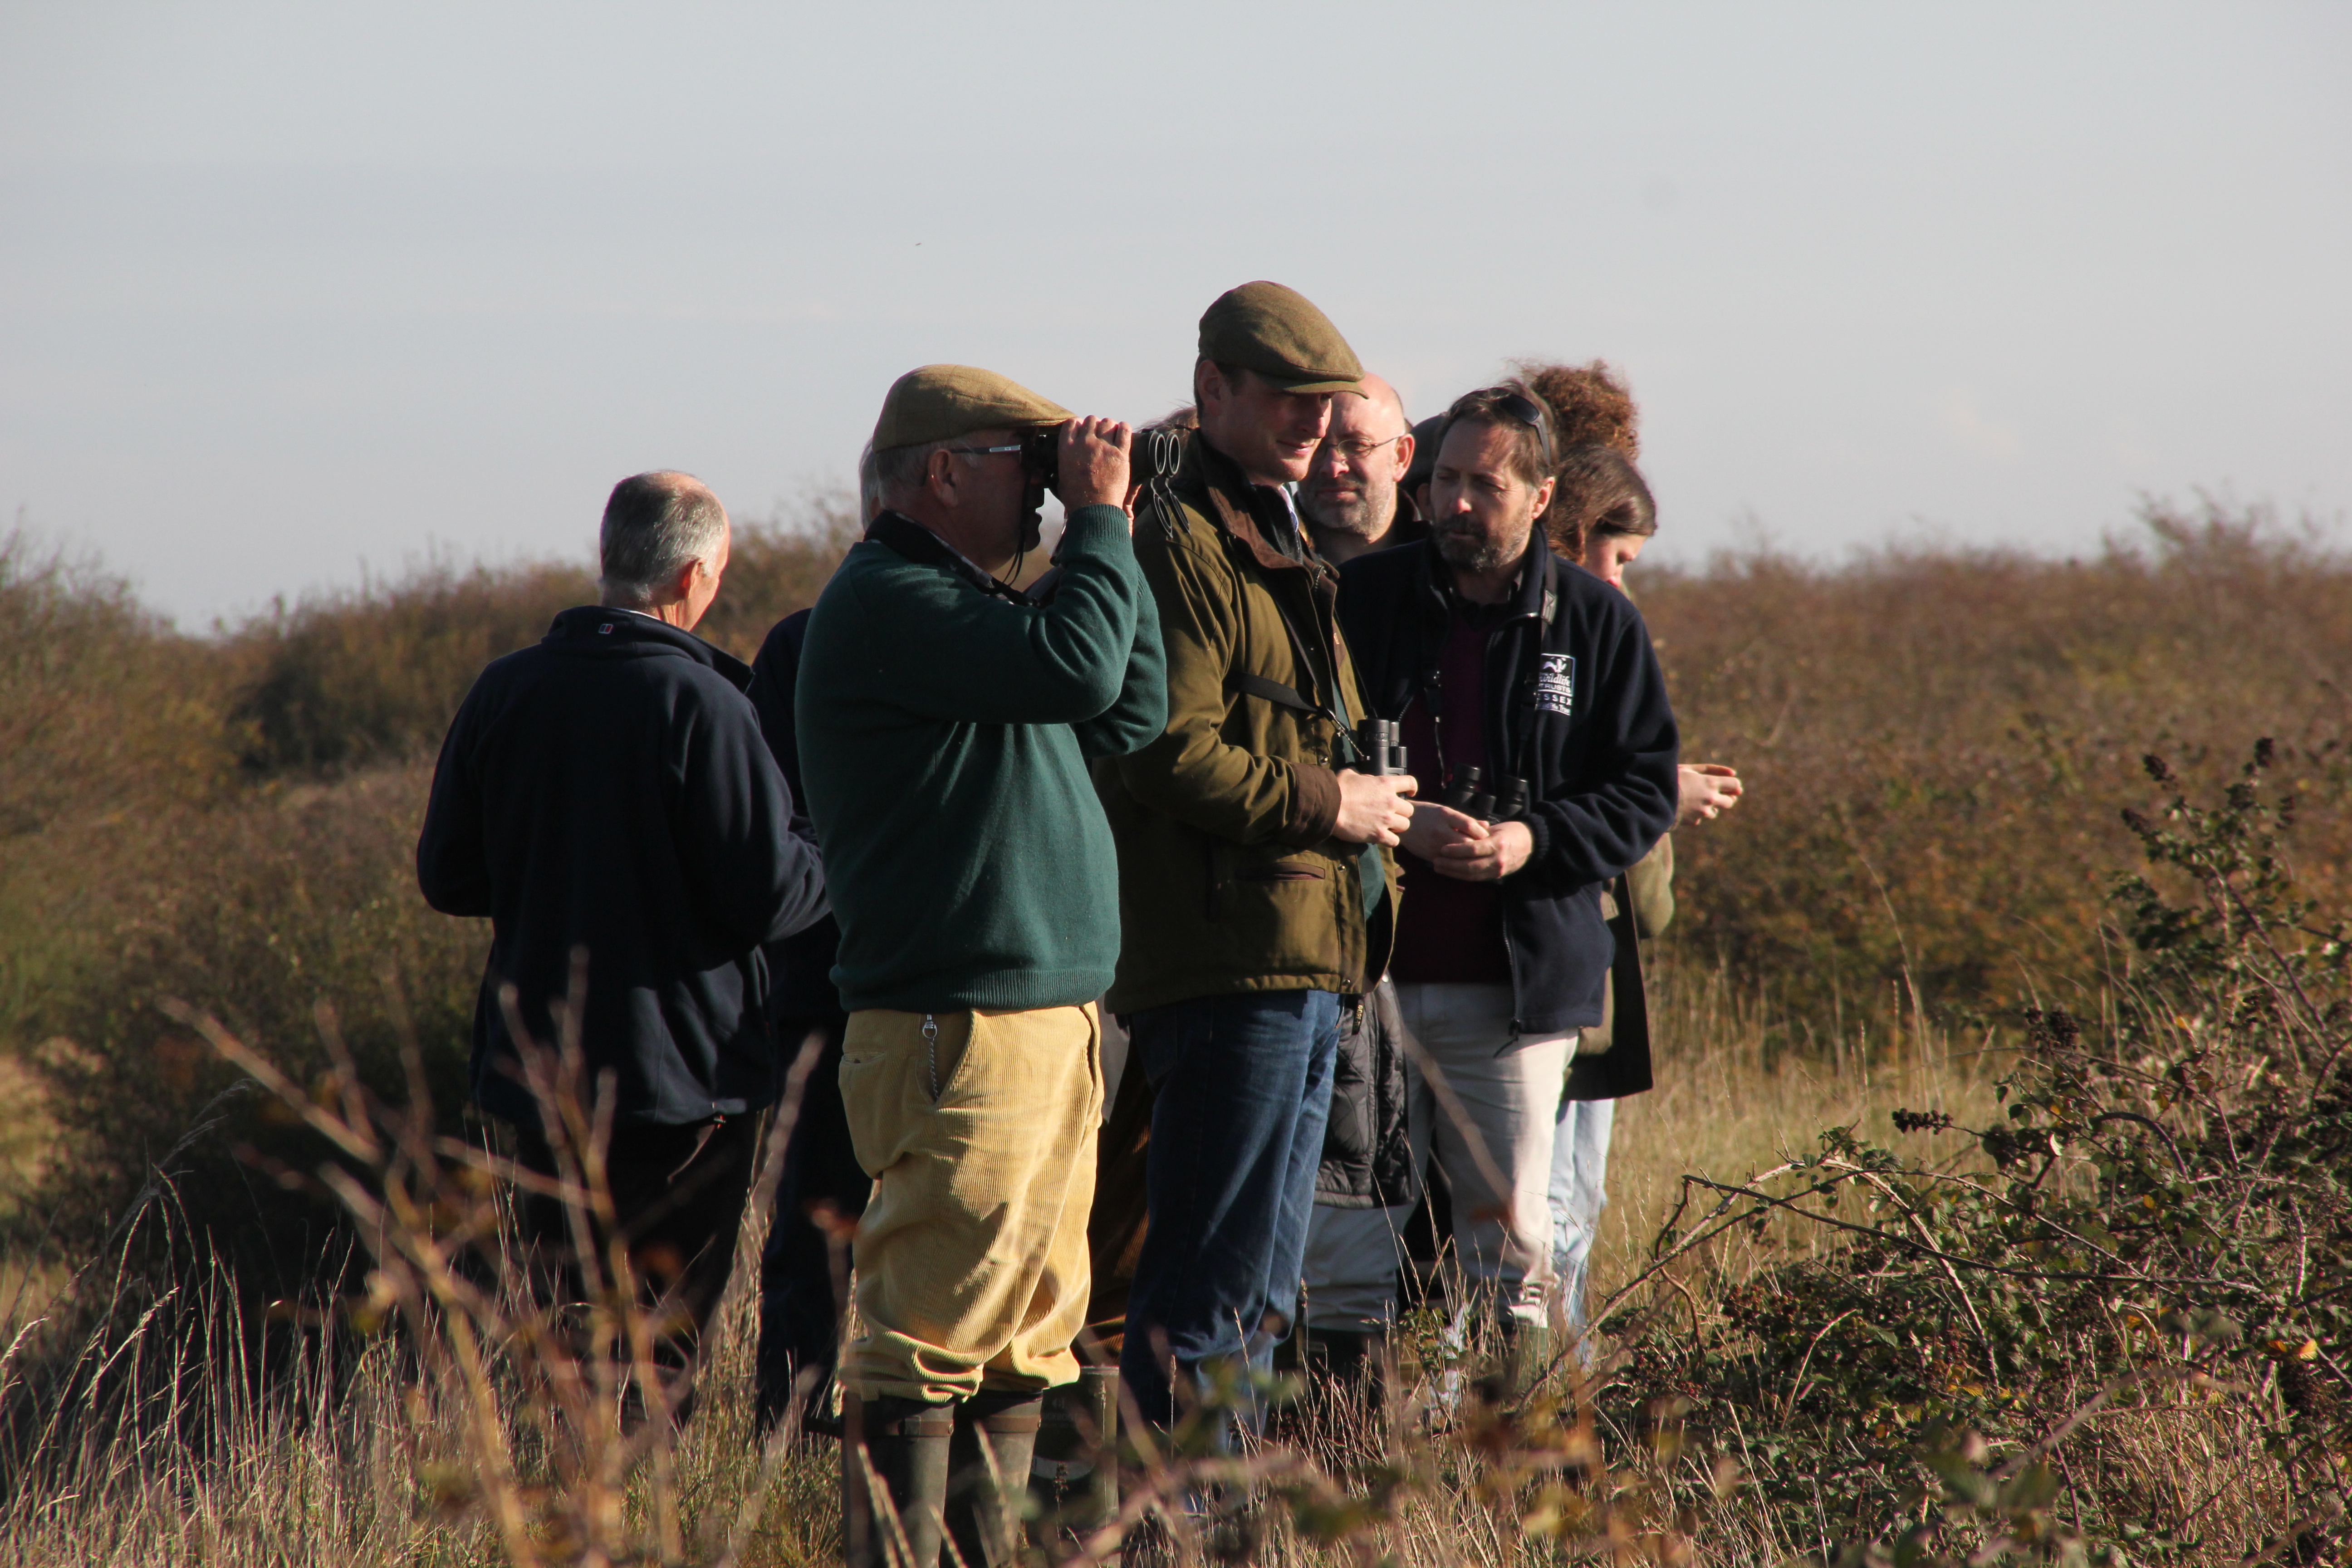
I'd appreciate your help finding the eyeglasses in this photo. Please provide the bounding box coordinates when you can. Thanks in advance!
[1316,432,1406,466]
[948,433,1059,488]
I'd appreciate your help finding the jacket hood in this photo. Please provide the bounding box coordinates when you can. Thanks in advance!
[542,604,754,692]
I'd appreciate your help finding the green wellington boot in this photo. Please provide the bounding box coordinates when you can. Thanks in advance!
[945,1390,1046,1567]
[1504,1319,1557,1400]
[1029,1367,1121,1555]
[842,1393,955,1567]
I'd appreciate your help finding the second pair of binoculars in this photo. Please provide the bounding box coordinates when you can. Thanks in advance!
[1349,721,1525,824]
[1441,764,1527,824]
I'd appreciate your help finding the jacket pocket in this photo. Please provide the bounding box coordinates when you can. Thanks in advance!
[1206,852,1348,980]
[1235,860,1325,883]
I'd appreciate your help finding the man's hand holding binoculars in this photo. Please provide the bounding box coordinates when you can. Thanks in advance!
[1333,770,1417,847]
[1054,416,1134,517]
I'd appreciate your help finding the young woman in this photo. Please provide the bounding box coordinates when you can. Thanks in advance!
[1539,436,1743,1333]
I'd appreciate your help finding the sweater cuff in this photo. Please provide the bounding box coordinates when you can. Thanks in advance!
[1516,810,1553,870]
[1058,504,1132,553]
[1281,763,1343,846]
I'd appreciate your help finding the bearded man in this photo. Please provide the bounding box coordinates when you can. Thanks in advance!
[1296,372,1426,564]
[1308,382,1678,1367]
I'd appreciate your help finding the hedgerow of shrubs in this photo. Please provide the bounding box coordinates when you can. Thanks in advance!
[1599,742,2350,1562]
[0,504,857,1296]
[0,501,2347,1562]
[1,499,2345,1307]
[1651,500,2352,1041]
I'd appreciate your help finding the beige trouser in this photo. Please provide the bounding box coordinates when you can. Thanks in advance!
[1303,982,1573,1331]
[838,1003,1103,1403]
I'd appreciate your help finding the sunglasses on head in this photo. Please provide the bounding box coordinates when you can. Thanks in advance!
[1490,389,1556,470]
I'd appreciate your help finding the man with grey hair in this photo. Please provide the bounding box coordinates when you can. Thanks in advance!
[1297,372,1427,565]
[598,466,734,606]
[419,469,828,1419]
[799,364,1163,1568]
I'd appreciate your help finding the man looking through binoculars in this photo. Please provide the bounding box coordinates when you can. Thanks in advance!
[797,365,1166,1568]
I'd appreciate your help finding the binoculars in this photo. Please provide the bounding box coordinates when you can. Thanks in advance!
[1354,718,1408,777]
[1351,723,1526,823]
[1439,764,1528,823]
[1023,426,1061,489]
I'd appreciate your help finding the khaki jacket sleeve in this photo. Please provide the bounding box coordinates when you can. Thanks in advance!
[1626,832,1676,939]
[1112,527,1341,847]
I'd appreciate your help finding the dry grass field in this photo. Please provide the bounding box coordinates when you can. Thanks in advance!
[0,959,2007,1568]
[0,495,2345,1564]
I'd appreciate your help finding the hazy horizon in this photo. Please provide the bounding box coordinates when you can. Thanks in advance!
[4,2,2347,628]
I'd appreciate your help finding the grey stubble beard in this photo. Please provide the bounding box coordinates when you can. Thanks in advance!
[1298,485,1392,543]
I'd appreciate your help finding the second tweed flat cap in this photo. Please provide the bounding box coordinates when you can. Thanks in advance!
[1197,281,1365,395]
[872,364,1073,451]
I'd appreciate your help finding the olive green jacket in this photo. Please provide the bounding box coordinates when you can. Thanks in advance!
[1096,432,1399,1013]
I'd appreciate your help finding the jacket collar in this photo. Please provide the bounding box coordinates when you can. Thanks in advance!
[867,509,1035,605]
[1384,488,1433,550]
[545,604,754,691]
[1412,533,1556,626]
[1179,431,1323,581]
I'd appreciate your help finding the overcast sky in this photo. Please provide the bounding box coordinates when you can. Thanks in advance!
[3,2,2347,627]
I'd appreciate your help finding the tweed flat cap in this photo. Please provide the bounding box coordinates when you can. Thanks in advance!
[1197,281,1365,396]
[872,364,1073,451]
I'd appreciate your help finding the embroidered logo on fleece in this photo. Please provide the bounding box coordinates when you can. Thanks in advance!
[1532,653,1574,716]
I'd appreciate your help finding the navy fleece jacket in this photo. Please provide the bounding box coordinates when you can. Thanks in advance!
[1338,539,1678,1033]
[744,608,843,1020]
[417,605,829,1128]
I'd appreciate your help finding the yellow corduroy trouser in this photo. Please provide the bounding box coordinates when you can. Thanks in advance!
[838,1003,1102,1403]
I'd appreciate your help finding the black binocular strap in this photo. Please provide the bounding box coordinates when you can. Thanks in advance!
[866,510,1033,605]
[1147,441,1362,764]
[1217,528,1346,706]
[1226,672,1369,771]
[1217,539,1377,770]
[1228,671,1319,715]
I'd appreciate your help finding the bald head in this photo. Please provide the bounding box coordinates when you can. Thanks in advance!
[599,470,731,619]
[1298,373,1416,564]
[1355,374,1408,437]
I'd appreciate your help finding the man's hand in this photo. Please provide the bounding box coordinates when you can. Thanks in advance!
[1333,770,1417,847]
[1677,762,1744,827]
[1432,819,1534,882]
[1400,800,1488,863]
[1058,416,1133,514]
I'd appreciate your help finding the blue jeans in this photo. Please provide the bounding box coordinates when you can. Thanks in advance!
[1118,989,1341,1433]
[1547,1096,1617,1334]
